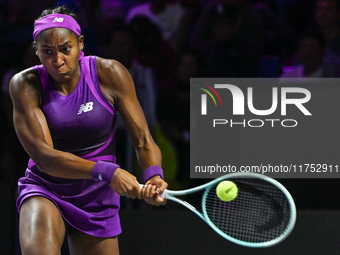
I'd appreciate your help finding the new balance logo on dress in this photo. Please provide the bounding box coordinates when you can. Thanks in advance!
[78,102,94,115]
[53,17,64,22]
[97,173,103,181]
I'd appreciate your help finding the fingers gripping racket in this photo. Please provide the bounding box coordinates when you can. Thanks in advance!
[142,172,296,248]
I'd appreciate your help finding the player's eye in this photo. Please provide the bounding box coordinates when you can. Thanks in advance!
[63,46,71,53]
[43,50,52,54]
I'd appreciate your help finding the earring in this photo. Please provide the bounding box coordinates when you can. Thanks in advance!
[36,51,39,56]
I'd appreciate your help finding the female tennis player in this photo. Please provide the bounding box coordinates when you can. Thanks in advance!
[9,6,167,255]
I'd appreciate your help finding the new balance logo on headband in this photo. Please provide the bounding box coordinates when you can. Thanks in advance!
[53,17,64,22]
[77,102,94,115]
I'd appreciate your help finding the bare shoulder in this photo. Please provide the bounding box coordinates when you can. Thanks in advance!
[95,56,134,96]
[9,67,42,105]
[10,68,42,96]
[95,56,126,73]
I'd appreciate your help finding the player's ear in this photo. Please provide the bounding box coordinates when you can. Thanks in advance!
[79,35,84,51]
[32,41,39,57]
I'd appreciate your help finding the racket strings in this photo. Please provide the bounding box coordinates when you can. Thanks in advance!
[203,178,293,244]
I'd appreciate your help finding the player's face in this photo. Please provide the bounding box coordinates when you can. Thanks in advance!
[35,27,84,83]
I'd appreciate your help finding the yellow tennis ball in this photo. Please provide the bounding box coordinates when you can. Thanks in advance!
[216,181,238,202]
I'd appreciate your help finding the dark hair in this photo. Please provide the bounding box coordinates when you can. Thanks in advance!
[36,5,78,21]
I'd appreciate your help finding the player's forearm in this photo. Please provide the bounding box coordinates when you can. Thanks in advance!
[134,137,162,171]
[33,146,96,179]
[13,114,96,179]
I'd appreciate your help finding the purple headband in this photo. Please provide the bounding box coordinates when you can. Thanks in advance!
[33,14,81,40]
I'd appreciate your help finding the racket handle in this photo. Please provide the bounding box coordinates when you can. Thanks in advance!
[139,184,168,199]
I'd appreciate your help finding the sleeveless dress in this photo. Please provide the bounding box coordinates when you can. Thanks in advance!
[16,55,122,238]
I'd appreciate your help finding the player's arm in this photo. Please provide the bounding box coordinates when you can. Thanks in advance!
[96,57,168,205]
[9,68,97,179]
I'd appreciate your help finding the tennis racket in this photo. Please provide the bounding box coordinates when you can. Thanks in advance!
[141,172,296,248]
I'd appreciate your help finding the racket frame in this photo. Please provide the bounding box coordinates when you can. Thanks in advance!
[159,172,297,247]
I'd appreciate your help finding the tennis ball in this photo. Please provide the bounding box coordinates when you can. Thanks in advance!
[216,181,238,202]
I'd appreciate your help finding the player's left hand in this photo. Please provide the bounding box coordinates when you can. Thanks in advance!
[141,176,168,206]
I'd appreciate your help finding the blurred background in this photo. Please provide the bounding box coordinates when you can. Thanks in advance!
[1,0,340,254]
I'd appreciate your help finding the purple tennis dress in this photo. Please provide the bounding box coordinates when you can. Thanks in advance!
[16,55,121,237]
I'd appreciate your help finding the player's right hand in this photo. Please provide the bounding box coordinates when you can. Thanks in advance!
[110,168,142,199]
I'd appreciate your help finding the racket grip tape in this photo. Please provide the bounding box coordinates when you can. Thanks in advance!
[139,184,168,199]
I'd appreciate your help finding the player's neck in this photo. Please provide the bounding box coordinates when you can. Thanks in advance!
[51,69,81,96]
